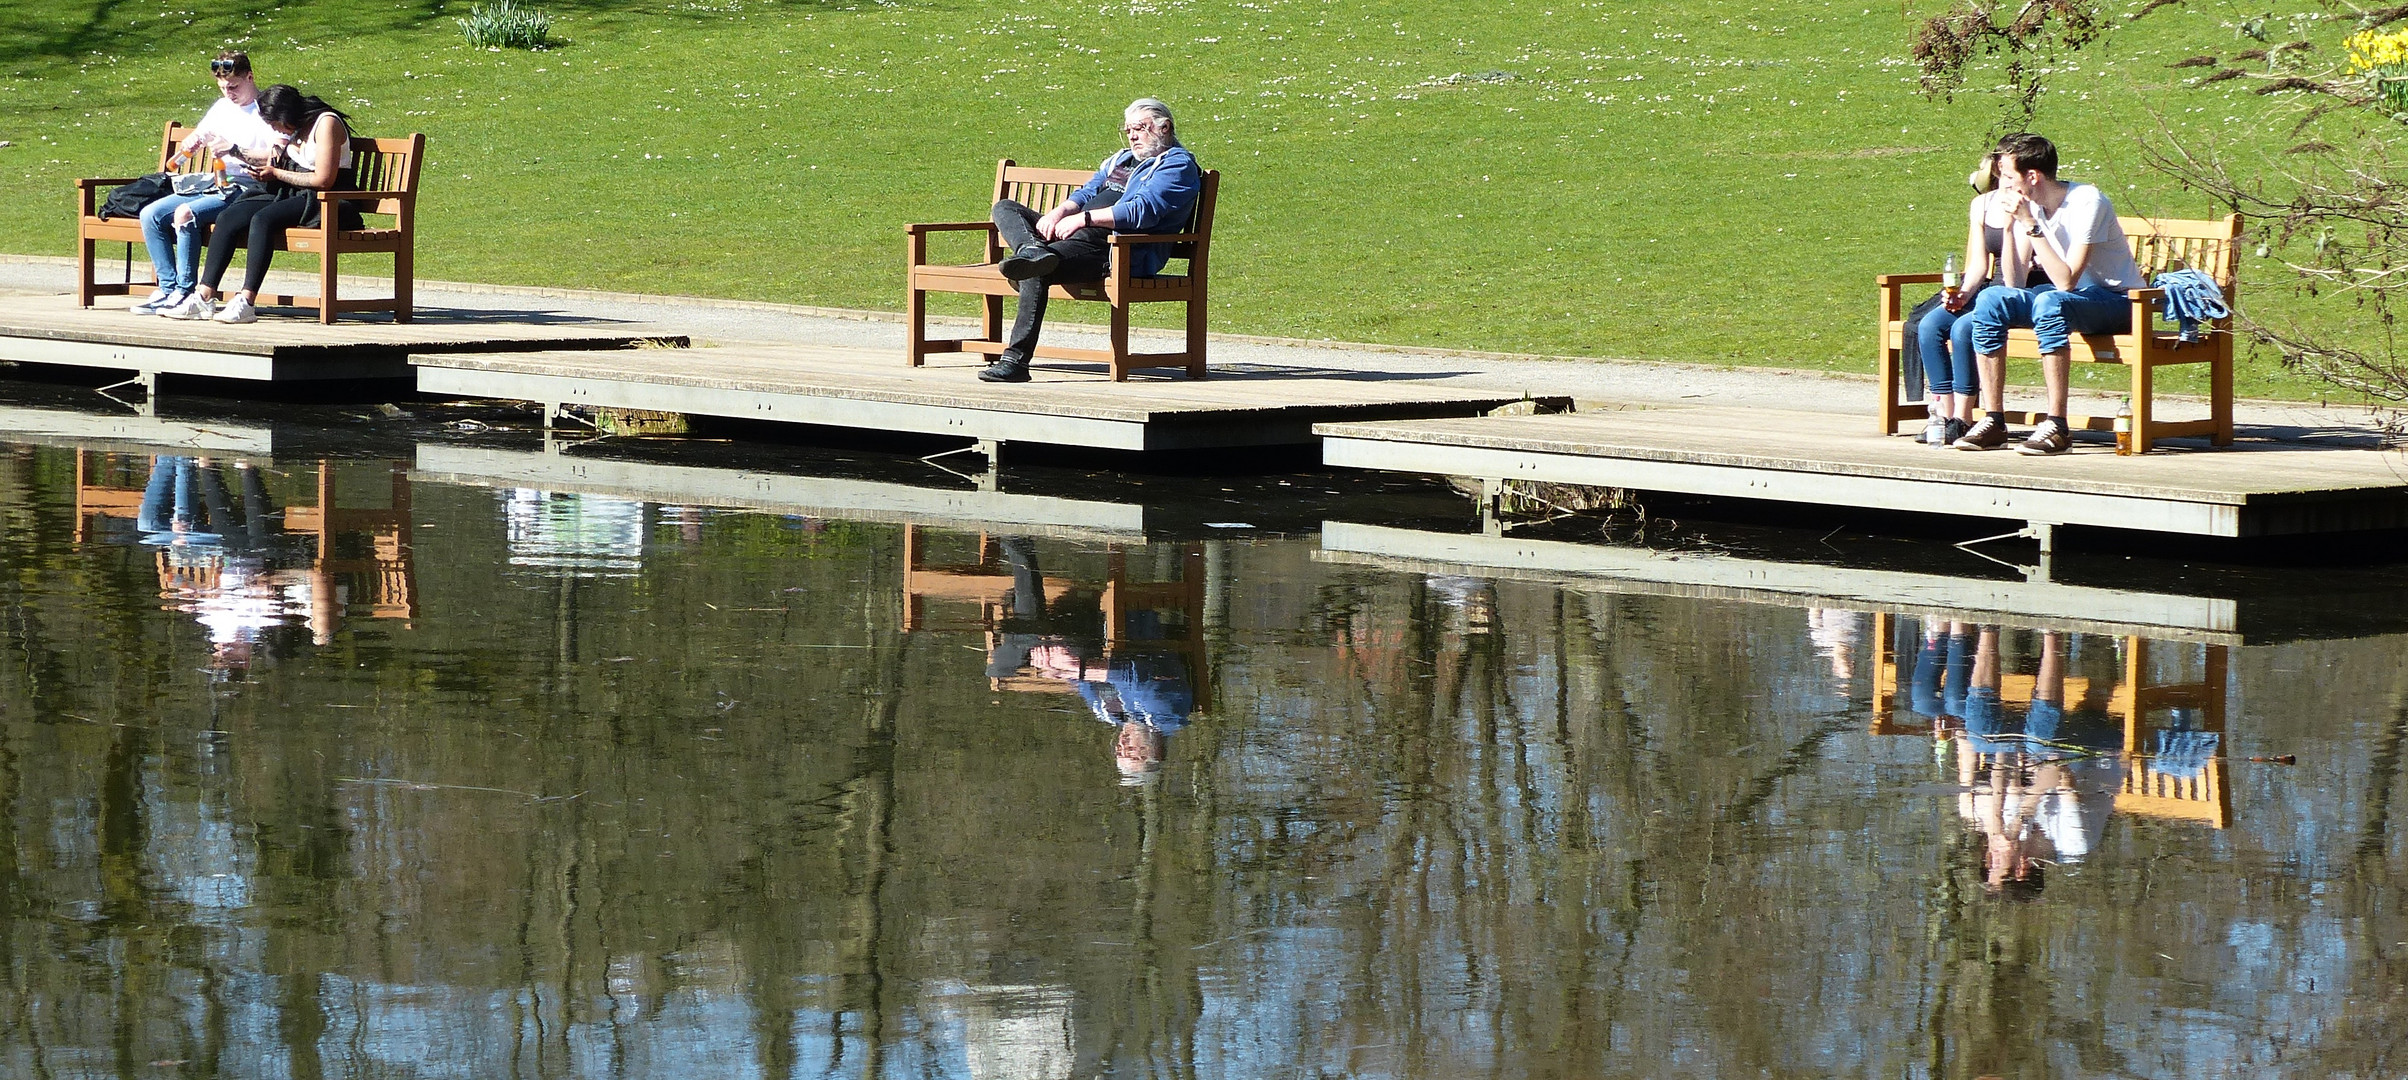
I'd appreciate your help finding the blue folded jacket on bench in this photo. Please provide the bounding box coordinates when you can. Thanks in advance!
[2153,268,2230,343]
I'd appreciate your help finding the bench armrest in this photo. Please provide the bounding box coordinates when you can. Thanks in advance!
[1107,232,1204,246]
[1876,273,1944,286]
[904,221,996,234]
[2126,287,2165,302]
[324,189,413,203]
[77,176,145,189]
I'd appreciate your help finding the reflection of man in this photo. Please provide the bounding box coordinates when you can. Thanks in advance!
[1942,626,2122,896]
[1030,645,1194,785]
[988,536,1197,784]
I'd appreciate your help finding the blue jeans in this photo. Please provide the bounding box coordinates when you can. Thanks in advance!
[1968,284,2130,356]
[138,191,232,293]
[1914,289,1990,398]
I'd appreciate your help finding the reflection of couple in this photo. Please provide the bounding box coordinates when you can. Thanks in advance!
[986,537,1195,785]
[1910,622,2121,898]
[137,454,322,665]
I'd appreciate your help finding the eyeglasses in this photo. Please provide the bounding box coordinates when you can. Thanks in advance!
[209,60,244,75]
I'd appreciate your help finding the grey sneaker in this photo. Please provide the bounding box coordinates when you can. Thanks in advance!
[1943,417,1969,446]
[1951,415,2010,450]
[129,287,175,314]
[2017,419,2072,456]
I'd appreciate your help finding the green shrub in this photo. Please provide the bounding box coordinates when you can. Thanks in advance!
[457,0,551,50]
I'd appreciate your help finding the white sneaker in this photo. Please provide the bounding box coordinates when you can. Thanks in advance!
[212,296,257,324]
[159,294,216,321]
[128,287,175,314]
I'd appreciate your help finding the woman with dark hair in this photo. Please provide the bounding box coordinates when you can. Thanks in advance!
[161,84,357,323]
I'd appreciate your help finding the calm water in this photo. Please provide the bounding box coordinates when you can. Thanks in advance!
[2,410,2405,1079]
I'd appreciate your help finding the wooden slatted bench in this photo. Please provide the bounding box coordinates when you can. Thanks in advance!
[1876,213,2241,453]
[76,121,425,323]
[905,158,1219,381]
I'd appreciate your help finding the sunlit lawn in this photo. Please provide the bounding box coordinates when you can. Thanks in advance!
[0,0,2380,400]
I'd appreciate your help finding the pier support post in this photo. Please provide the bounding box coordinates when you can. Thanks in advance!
[1479,478,1505,537]
[2027,521,2056,583]
[93,371,157,417]
[974,439,999,493]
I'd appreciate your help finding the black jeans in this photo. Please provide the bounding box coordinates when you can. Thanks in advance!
[991,191,1119,362]
[201,189,359,296]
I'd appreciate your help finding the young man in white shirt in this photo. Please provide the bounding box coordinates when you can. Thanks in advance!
[1951,133,2146,456]
[130,51,285,315]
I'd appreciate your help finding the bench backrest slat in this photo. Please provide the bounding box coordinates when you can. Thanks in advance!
[991,158,1218,269]
[157,123,424,219]
[2121,213,2242,304]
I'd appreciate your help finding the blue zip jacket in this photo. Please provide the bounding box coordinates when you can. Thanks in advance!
[1070,145,1201,278]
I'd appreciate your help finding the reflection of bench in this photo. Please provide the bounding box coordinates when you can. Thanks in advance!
[898,528,1076,633]
[905,158,1220,381]
[1868,612,2230,826]
[74,452,416,625]
[1875,214,2241,453]
[76,121,425,323]
[898,525,1210,709]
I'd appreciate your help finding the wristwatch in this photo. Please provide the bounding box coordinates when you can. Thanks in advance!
[2026,223,2043,237]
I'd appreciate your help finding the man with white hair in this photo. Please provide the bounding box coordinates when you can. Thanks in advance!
[978,97,1203,383]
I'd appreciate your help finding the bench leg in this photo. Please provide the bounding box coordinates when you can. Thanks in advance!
[319,252,339,325]
[78,238,98,308]
[2130,358,2154,454]
[1109,303,1131,382]
[1186,296,1207,379]
[394,246,414,323]
[2211,345,2234,445]
[906,287,928,367]
[982,293,1004,345]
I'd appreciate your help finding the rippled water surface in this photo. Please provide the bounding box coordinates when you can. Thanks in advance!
[3,413,2406,1079]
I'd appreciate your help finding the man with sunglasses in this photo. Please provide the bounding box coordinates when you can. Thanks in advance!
[977,98,1202,383]
[130,51,287,315]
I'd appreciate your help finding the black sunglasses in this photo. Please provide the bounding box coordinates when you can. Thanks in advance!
[209,60,244,74]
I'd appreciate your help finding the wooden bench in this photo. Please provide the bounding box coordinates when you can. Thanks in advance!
[76,121,425,323]
[905,158,1219,381]
[1876,213,2241,453]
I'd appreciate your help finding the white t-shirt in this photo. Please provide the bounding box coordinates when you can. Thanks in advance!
[2037,182,2144,292]
[285,112,355,175]
[188,97,283,182]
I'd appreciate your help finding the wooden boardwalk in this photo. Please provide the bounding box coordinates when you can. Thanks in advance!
[1317,405,2408,540]
[0,293,687,387]
[415,343,1564,453]
[1316,522,2408,644]
[415,444,1149,540]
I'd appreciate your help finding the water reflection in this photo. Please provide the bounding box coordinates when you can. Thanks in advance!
[6,433,2408,1078]
[1877,612,2233,835]
[74,451,417,665]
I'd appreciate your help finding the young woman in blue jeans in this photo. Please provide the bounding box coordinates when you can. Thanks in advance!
[1913,153,2035,445]
[131,51,283,314]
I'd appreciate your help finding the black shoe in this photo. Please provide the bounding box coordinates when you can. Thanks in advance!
[997,244,1059,282]
[977,357,1031,383]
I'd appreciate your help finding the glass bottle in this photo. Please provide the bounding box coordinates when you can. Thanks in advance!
[2114,398,2134,455]
[1942,253,1960,304]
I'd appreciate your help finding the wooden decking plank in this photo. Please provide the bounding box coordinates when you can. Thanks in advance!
[1315,408,2406,502]
[415,342,1554,422]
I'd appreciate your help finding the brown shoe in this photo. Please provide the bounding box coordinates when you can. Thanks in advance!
[1951,415,2010,450]
[2017,419,2072,456]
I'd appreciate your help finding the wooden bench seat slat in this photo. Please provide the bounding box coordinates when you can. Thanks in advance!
[906,156,1220,381]
[75,121,424,323]
[1876,213,2241,453]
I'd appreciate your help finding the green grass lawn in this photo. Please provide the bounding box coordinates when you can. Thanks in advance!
[0,0,2381,401]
